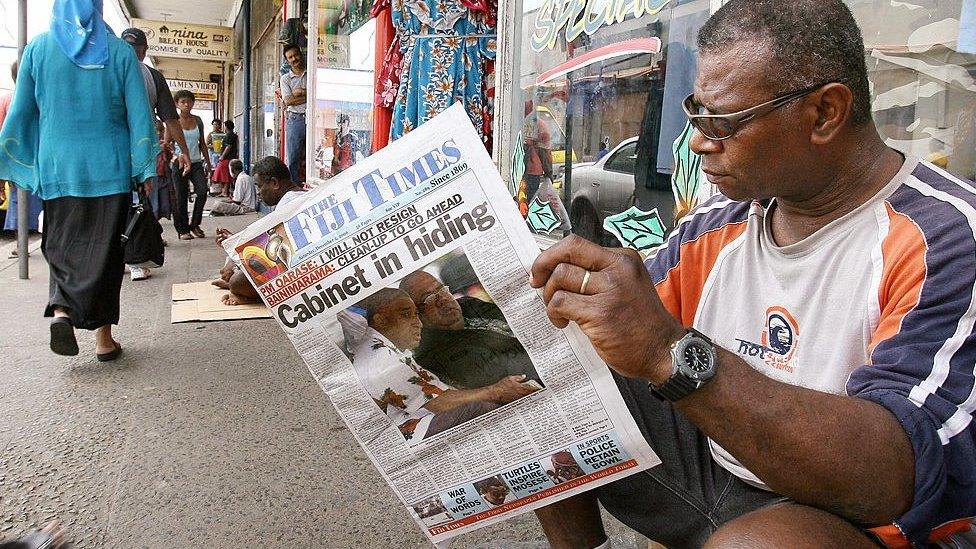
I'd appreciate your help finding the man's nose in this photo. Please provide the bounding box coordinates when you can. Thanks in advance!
[689,126,723,156]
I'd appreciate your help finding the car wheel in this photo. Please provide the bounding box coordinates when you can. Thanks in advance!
[571,200,601,243]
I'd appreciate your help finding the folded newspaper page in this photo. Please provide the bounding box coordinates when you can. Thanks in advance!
[223,104,660,544]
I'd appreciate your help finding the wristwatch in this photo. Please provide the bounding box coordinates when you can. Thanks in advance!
[650,327,718,401]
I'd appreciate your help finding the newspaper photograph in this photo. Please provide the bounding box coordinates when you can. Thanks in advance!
[223,104,660,544]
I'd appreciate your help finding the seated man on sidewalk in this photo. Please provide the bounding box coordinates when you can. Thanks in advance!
[352,288,540,443]
[529,1,976,548]
[399,270,542,389]
[210,160,257,216]
[213,156,304,305]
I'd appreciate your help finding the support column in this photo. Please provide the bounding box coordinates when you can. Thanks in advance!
[242,0,252,167]
[17,0,28,279]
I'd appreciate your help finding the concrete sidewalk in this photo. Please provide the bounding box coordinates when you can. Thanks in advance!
[0,200,642,548]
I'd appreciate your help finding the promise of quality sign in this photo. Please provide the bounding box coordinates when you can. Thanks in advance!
[132,18,234,62]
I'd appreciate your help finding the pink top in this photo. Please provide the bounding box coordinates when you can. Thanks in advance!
[0,91,12,130]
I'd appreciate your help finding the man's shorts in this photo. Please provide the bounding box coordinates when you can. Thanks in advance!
[595,373,787,548]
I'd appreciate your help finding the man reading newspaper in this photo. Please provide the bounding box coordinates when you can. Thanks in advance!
[529,2,976,548]
[222,104,663,545]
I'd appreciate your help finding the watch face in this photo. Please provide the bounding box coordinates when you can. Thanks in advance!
[683,343,713,374]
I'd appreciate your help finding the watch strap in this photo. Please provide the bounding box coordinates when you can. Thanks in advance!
[651,372,700,401]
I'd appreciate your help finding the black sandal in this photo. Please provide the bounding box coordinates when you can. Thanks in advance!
[49,317,79,356]
[96,341,123,362]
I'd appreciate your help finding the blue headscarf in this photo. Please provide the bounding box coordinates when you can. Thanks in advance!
[51,0,109,69]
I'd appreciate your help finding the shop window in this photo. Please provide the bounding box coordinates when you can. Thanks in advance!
[853,0,976,181]
[308,1,378,183]
[505,0,711,244]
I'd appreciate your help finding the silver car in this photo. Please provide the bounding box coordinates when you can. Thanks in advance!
[567,137,676,244]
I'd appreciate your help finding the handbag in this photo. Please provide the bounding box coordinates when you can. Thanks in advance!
[122,191,165,268]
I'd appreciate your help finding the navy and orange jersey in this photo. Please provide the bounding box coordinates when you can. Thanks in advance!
[644,158,975,546]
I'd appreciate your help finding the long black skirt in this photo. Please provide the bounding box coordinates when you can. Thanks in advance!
[42,193,130,330]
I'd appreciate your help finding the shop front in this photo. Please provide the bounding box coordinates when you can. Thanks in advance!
[302,0,974,247]
[306,0,498,185]
[251,0,285,163]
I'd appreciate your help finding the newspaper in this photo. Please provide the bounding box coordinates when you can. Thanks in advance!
[223,104,660,544]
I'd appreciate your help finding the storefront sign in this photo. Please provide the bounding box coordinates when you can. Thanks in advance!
[165,79,219,102]
[531,0,670,52]
[132,18,234,62]
[317,33,351,67]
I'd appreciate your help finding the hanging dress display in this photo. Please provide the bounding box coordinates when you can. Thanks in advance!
[388,0,496,148]
[372,1,397,152]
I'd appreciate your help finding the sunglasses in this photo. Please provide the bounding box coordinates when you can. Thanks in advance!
[682,82,835,141]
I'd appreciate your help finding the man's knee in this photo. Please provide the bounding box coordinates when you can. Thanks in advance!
[704,503,877,549]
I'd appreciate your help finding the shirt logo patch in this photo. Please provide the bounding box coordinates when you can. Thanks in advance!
[735,306,800,373]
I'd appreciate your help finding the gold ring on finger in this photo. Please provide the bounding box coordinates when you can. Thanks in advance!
[579,270,591,295]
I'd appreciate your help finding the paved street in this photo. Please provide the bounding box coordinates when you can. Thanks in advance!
[0,199,642,548]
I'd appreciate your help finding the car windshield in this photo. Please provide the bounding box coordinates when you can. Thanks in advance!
[604,142,638,174]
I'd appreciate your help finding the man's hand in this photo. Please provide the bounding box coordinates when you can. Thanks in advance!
[486,375,541,404]
[215,228,233,247]
[530,235,684,384]
[142,179,153,195]
[178,152,191,176]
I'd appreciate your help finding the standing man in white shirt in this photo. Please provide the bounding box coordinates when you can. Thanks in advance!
[279,44,307,184]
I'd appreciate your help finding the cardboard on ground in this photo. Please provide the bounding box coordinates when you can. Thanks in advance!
[171,281,271,323]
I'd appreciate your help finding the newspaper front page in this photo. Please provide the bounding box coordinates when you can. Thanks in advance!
[224,104,660,544]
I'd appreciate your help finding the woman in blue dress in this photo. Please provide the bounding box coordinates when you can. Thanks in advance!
[0,0,158,360]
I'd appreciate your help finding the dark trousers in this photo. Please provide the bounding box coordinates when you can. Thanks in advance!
[42,193,130,330]
[595,373,784,548]
[285,113,306,183]
[173,162,207,234]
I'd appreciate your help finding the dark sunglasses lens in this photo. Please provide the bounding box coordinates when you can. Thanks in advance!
[693,116,734,140]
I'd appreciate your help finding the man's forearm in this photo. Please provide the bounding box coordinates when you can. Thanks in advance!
[164,119,190,157]
[423,387,492,414]
[283,94,305,107]
[675,348,914,525]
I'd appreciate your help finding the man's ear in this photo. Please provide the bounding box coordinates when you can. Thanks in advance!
[810,83,853,145]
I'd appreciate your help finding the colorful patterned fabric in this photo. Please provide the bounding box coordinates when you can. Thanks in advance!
[389,0,496,147]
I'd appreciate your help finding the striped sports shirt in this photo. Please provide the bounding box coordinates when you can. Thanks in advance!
[645,157,975,545]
